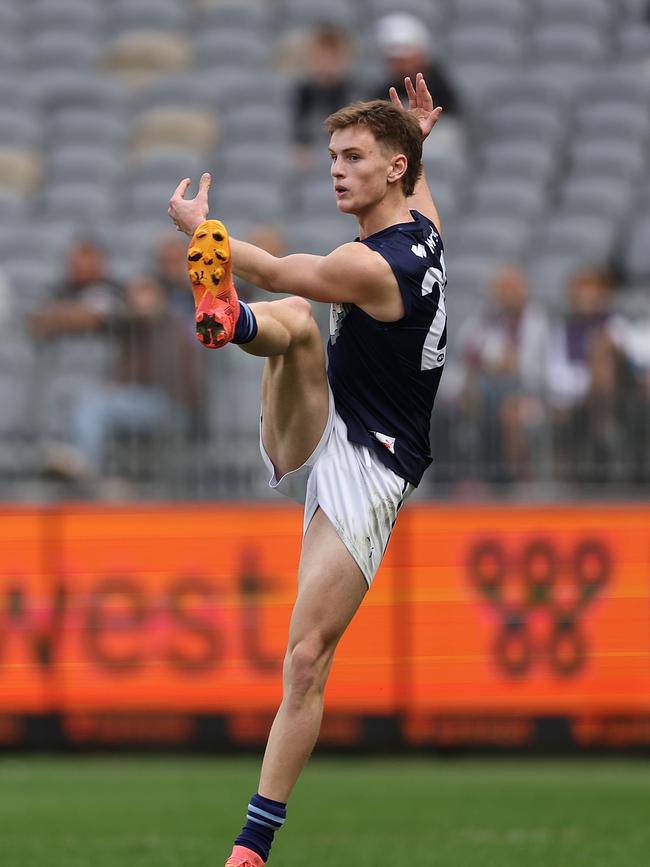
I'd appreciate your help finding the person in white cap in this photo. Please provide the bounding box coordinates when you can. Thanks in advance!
[371,13,463,157]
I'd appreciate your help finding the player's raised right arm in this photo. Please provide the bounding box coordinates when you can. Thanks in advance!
[390,73,444,233]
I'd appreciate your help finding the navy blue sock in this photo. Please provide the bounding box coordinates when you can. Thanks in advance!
[233,300,258,344]
[234,792,287,862]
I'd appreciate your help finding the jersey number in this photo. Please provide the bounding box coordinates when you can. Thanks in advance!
[420,254,447,371]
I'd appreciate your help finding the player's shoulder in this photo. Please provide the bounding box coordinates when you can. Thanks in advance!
[321,240,393,290]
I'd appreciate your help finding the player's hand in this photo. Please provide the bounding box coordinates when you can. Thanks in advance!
[389,73,442,141]
[168,172,211,236]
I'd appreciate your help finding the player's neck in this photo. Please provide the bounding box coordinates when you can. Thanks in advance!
[356,196,414,240]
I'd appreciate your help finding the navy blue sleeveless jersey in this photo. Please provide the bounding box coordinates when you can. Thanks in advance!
[327,209,447,487]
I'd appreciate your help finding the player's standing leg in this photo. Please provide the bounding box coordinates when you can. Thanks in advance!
[228,512,367,866]
[186,219,368,865]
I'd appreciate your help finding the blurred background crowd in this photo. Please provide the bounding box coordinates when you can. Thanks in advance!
[0,0,649,501]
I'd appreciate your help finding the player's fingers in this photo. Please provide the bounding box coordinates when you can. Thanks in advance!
[405,76,417,108]
[417,73,434,111]
[170,177,191,201]
[198,172,211,196]
[389,86,401,108]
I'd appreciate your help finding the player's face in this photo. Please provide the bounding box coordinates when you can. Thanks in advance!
[329,127,397,215]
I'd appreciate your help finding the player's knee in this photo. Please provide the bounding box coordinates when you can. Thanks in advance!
[284,635,330,700]
[280,296,318,342]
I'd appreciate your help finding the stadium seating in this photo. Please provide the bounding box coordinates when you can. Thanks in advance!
[0,0,648,498]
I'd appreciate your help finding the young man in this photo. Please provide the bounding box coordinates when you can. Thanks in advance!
[168,74,447,867]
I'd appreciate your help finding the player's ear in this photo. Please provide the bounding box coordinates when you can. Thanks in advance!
[387,153,408,185]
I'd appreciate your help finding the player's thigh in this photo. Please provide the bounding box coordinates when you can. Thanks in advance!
[260,297,330,478]
[285,508,367,674]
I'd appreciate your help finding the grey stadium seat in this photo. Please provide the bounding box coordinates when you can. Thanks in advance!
[445,256,495,296]
[535,0,613,29]
[280,0,359,28]
[25,30,101,71]
[194,28,271,69]
[576,101,650,143]
[0,78,38,112]
[201,1,273,32]
[48,108,128,148]
[29,0,106,33]
[48,144,122,186]
[30,70,124,113]
[561,177,635,221]
[448,63,511,106]
[127,148,207,187]
[219,145,290,185]
[1,259,59,313]
[0,1,22,33]
[0,188,29,220]
[617,24,650,64]
[538,214,618,262]
[0,109,41,146]
[453,0,527,28]
[126,181,183,220]
[481,140,556,183]
[0,34,20,70]
[108,0,189,33]
[0,373,30,436]
[471,178,547,220]
[486,101,565,144]
[42,182,117,220]
[622,216,650,281]
[451,215,531,260]
[532,24,606,64]
[570,139,646,183]
[131,75,220,114]
[213,181,284,223]
[223,104,290,147]
[448,24,524,65]
[576,67,650,106]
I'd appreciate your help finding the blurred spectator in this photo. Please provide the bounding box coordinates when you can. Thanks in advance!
[546,268,617,412]
[457,265,549,482]
[291,24,357,170]
[369,14,464,158]
[152,232,195,319]
[547,267,637,483]
[30,238,122,339]
[45,274,200,481]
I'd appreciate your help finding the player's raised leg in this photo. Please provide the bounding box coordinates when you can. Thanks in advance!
[226,507,368,866]
[187,217,331,478]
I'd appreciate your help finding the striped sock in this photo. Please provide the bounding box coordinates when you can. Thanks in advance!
[234,792,287,862]
[233,300,258,344]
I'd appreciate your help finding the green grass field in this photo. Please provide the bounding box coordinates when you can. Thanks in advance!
[1,756,648,866]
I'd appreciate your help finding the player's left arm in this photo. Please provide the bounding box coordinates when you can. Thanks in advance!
[390,73,444,234]
[229,237,395,308]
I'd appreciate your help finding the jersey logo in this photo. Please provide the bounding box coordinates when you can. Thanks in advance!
[411,243,427,259]
[329,302,351,344]
[370,430,396,454]
[425,227,439,255]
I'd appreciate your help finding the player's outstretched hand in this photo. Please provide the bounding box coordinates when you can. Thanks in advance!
[389,73,442,141]
[168,172,211,236]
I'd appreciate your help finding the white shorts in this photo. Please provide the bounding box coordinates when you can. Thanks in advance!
[260,389,414,587]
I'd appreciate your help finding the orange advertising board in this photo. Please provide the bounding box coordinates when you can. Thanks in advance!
[0,503,648,748]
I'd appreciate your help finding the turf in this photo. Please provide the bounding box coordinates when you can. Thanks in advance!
[1,756,648,866]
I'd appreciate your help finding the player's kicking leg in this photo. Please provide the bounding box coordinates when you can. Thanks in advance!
[187,220,368,865]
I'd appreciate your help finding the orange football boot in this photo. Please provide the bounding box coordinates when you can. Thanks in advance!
[187,219,239,348]
[224,845,265,866]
